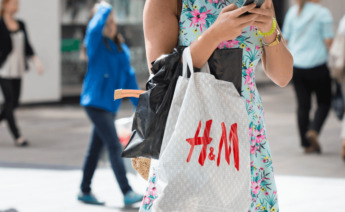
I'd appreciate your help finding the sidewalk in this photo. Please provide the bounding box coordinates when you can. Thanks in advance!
[0,84,345,211]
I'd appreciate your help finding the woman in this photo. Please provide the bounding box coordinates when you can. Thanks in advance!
[77,1,143,206]
[329,15,345,160]
[283,0,334,154]
[141,0,293,211]
[0,0,43,147]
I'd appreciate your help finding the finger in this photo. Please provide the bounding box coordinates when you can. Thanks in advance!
[252,15,272,23]
[233,3,257,17]
[221,3,238,14]
[261,0,273,9]
[249,8,272,17]
[239,20,255,30]
[237,13,259,25]
[252,21,268,29]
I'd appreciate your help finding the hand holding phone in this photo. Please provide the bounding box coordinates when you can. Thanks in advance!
[241,0,265,16]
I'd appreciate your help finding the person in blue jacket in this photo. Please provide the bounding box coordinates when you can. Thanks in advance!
[77,1,142,206]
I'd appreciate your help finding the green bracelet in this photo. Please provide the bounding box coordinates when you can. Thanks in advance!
[258,18,277,37]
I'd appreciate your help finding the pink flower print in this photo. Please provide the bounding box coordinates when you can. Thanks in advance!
[208,0,221,3]
[260,167,264,171]
[249,126,253,137]
[218,41,226,49]
[217,40,239,49]
[256,45,261,51]
[150,186,157,197]
[246,47,251,52]
[246,99,250,105]
[250,25,256,31]
[245,67,253,85]
[250,145,256,154]
[265,191,269,196]
[190,9,208,32]
[273,191,277,195]
[143,196,151,204]
[251,180,262,195]
[263,159,268,163]
[255,128,265,143]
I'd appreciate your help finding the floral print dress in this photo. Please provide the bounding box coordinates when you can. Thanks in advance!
[140,0,279,211]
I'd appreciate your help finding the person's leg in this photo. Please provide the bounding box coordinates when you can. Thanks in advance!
[310,64,332,134]
[292,68,312,148]
[0,78,21,140]
[80,126,104,194]
[85,107,132,195]
[12,79,21,109]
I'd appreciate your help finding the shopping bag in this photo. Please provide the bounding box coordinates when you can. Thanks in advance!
[332,81,345,121]
[119,47,243,159]
[115,117,133,147]
[153,47,251,211]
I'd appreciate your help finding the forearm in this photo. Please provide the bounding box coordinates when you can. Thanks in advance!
[262,32,293,87]
[190,25,221,68]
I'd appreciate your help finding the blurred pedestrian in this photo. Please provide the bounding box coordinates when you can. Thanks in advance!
[283,0,334,154]
[77,1,143,206]
[329,15,345,160]
[0,0,43,147]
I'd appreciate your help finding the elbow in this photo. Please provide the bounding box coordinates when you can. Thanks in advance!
[276,75,292,88]
[277,66,293,88]
[275,57,294,88]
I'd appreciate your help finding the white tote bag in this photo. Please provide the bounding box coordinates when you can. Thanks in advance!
[153,47,251,212]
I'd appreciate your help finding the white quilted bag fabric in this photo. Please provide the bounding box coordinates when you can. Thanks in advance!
[153,47,251,212]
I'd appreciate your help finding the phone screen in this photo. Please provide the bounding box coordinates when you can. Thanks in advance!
[242,0,265,8]
[241,0,265,16]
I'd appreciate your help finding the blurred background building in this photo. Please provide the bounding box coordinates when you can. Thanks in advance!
[0,0,344,103]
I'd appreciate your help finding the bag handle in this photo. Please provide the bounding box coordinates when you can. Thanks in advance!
[114,89,145,100]
[182,47,211,78]
[182,47,194,78]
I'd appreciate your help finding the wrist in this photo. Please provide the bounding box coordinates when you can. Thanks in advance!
[203,24,224,48]
[263,30,277,44]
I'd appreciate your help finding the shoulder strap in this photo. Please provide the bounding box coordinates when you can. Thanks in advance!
[296,8,321,40]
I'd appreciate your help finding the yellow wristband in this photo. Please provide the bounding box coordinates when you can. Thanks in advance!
[258,18,277,37]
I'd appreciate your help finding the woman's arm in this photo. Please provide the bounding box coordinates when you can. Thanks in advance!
[143,0,179,72]
[84,2,112,59]
[250,0,293,88]
[325,39,333,51]
[144,0,258,71]
[20,21,44,74]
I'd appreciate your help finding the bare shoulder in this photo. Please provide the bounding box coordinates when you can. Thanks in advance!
[145,0,178,16]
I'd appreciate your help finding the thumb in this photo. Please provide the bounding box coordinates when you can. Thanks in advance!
[220,3,238,14]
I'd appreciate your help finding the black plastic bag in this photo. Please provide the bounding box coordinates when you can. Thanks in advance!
[122,47,243,159]
[332,81,345,121]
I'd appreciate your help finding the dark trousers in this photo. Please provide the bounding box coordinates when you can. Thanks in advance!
[0,78,21,139]
[292,64,332,147]
[81,107,132,195]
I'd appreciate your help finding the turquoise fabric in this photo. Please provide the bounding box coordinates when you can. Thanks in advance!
[283,3,334,68]
[81,4,139,113]
[140,1,279,212]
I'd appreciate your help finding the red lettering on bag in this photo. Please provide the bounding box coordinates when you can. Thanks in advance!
[217,123,240,170]
[186,120,213,166]
[186,121,240,170]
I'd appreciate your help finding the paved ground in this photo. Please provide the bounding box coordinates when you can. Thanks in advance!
[1,82,345,211]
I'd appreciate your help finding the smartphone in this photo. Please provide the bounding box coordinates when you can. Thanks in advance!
[242,0,265,8]
[241,0,265,16]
